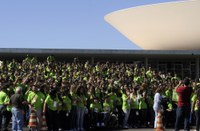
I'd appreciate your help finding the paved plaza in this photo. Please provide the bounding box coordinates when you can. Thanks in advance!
[17,127,191,131]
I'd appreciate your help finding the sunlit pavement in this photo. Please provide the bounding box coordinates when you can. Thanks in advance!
[95,128,195,131]
[19,127,196,131]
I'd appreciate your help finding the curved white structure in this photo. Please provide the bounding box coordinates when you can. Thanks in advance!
[105,0,200,50]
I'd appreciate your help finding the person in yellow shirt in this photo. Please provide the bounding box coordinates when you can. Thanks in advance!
[0,83,10,131]
[76,86,87,131]
[121,88,131,129]
[191,88,200,131]
[58,89,71,130]
[27,84,45,131]
[43,88,59,131]
[89,97,102,128]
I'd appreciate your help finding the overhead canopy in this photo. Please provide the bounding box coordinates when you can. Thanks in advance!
[105,0,200,50]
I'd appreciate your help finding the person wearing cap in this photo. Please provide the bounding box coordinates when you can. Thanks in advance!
[175,77,193,131]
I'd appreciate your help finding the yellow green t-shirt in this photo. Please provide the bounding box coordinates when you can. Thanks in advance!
[45,94,59,111]
[192,95,200,111]
[90,102,102,113]
[27,91,45,110]
[62,96,71,111]
[77,95,86,108]
[4,95,11,112]
[122,93,130,111]
[0,91,8,105]
[103,102,111,112]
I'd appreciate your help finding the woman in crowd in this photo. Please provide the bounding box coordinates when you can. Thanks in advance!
[153,87,163,128]
[43,88,59,131]
[129,87,139,128]
[138,85,148,127]
[70,83,78,131]
[76,85,87,131]
[58,88,71,130]
[191,87,200,131]
[121,86,131,128]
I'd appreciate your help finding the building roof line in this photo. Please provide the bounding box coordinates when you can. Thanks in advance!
[0,48,200,56]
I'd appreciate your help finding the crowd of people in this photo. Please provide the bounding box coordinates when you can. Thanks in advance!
[0,56,199,131]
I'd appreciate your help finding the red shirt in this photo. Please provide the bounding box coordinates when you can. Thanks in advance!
[176,85,193,107]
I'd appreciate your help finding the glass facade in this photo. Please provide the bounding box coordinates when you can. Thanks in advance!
[148,58,197,80]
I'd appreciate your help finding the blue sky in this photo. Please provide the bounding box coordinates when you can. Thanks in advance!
[0,0,178,50]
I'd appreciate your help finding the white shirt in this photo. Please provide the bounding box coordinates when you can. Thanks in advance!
[153,92,162,111]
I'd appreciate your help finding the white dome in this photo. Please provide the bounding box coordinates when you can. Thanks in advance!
[105,0,200,50]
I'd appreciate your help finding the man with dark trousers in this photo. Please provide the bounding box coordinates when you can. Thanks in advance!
[175,77,193,131]
[0,83,10,131]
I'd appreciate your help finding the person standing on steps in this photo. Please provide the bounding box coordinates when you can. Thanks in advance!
[175,77,193,131]
[153,87,163,129]
[10,86,27,131]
